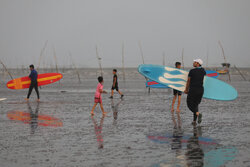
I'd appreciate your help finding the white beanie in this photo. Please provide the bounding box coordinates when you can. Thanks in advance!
[193,59,203,65]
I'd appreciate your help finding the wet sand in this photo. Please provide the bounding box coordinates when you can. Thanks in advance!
[0,69,250,167]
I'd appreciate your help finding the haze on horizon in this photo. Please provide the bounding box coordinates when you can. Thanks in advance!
[0,0,250,68]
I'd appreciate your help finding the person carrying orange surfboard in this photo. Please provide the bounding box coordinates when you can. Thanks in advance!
[25,65,40,101]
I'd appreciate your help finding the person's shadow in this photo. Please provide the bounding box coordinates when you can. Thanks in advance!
[27,102,40,134]
[91,115,105,149]
[186,125,204,167]
[111,99,123,125]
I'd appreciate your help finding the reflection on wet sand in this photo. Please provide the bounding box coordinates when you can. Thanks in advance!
[91,115,105,149]
[149,112,227,167]
[7,102,63,131]
[27,102,39,134]
[186,125,204,167]
[171,111,185,164]
[111,99,123,125]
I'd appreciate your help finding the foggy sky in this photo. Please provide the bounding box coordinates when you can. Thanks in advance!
[0,0,250,68]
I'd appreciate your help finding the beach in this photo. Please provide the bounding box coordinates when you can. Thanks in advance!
[0,68,250,167]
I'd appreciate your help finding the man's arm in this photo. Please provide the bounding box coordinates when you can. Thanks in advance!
[184,77,191,94]
[99,88,107,94]
[29,71,33,78]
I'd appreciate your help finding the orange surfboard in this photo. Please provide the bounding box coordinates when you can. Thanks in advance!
[6,73,63,89]
[7,111,63,127]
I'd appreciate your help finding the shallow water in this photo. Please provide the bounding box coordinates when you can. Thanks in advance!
[0,69,250,167]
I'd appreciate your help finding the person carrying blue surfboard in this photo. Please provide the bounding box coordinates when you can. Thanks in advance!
[171,62,182,113]
[184,59,206,125]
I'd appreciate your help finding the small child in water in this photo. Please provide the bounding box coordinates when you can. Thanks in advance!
[91,76,107,116]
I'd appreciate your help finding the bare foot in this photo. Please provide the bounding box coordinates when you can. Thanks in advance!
[176,109,180,113]
[25,98,29,101]
[37,99,40,102]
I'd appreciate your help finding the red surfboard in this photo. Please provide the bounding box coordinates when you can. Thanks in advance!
[7,111,63,127]
[6,73,63,90]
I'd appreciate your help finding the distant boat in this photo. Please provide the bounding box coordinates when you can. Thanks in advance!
[217,69,229,74]
[221,63,230,68]
[217,63,230,74]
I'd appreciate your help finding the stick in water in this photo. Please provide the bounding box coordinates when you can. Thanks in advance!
[0,60,13,80]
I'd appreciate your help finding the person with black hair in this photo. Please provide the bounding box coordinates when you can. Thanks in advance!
[25,64,40,101]
[91,76,107,116]
[171,62,182,112]
[109,69,124,99]
[184,59,206,125]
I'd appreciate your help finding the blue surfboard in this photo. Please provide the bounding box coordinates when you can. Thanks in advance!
[138,64,237,101]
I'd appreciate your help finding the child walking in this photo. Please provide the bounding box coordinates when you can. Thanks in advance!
[91,76,107,116]
[171,62,182,112]
[109,69,124,99]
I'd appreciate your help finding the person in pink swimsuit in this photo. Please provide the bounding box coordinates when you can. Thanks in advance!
[91,76,107,116]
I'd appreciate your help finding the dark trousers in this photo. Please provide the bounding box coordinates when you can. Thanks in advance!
[27,81,40,99]
[187,87,204,121]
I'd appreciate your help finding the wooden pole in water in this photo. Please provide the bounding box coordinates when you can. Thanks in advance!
[0,60,13,80]
[122,42,125,81]
[138,41,150,92]
[206,48,209,68]
[53,46,60,84]
[138,41,145,64]
[218,41,231,82]
[181,48,184,69]
[218,41,227,64]
[69,52,81,83]
[53,46,59,74]
[162,52,166,66]
[37,40,48,72]
[96,45,103,77]
[234,65,247,81]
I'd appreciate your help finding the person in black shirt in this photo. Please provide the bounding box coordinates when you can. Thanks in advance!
[25,64,40,101]
[109,69,124,99]
[184,59,206,125]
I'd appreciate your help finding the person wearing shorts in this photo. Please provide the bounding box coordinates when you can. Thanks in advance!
[171,62,182,112]
[91,76,107,116]
[109,69,124,99]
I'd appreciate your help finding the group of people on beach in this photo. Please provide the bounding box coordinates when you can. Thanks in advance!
[26,58,206,125]
[91,69,124,116]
